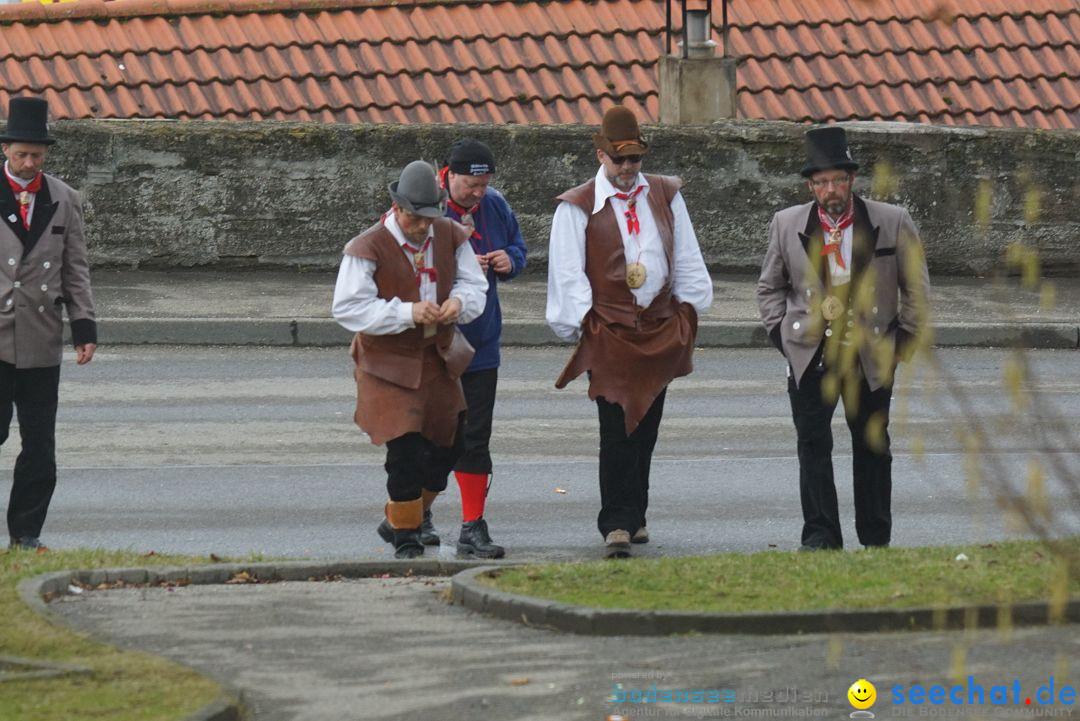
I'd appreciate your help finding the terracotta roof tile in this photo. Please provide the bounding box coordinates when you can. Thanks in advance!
[0,0,1075,129]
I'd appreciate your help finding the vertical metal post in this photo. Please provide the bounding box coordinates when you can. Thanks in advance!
[681,0,689,59]
[666,0,672,55]
[722,0,729,58]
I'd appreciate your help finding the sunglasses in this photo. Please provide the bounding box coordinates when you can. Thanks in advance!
[609,154,643,166]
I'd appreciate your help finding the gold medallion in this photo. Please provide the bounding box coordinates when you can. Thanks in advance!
[414,252,425,267]
[821,295,844,321]
[18,191,29,206]
[829,229,843,244]
[460,213,473,227]
[626,262,646,289]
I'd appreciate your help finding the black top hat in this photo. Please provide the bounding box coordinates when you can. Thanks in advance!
[0,97,56,145]
[801,126,857,177]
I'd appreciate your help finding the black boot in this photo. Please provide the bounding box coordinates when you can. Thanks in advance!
[457,518,505,559]
[420,510,440,546]
[379,510,439,546]
[392,528,425,559]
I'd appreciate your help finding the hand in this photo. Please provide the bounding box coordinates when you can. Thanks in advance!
[437,297,463,324]
[485,250,512,274]
[411,301,440,326]
[76,343,96,365]
[475,253,490,273]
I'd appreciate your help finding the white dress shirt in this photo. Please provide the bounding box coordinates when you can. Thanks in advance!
[823,221,852,287]
[332,212,487,335]
[546,166,713,341]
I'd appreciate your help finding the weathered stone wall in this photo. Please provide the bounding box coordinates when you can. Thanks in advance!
[46,119,1079,275]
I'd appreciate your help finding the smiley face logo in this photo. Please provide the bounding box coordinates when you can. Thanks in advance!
[848,679,876,710]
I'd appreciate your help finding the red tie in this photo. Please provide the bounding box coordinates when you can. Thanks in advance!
[6,172,42,230]
[818,201,854,271]
[614,186,643,236]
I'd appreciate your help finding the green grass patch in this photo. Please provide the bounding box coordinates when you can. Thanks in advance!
[0,548,225,721]
[486,538,1080,613]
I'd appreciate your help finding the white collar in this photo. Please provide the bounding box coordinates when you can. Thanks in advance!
[4,162,32,189]
[591,166,649,215]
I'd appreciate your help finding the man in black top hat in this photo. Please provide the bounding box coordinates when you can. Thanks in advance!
[1,96,97,551]
[757,125,930,551]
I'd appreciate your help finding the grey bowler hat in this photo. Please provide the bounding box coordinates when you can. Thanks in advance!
[388,160,447,218]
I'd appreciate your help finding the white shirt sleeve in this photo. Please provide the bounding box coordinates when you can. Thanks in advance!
[545,201,592,342]
[451,241,488,324]
[670,192,714,314]
[331,254,415,334]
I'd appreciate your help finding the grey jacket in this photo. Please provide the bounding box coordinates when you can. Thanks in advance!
[757,196,930,389]
[0,173,96,368]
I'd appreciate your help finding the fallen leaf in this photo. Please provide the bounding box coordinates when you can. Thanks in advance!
[509,677,530,686]
[554,487,567,494]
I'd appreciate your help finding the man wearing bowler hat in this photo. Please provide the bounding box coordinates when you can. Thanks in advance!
[757,125,930,551]
[546,105,713,558]
[1,97,97,551]
[332,160,486,558]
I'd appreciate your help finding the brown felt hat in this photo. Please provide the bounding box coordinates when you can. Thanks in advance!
[593,105,648,157]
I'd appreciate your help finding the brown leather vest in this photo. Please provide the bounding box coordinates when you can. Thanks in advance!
[556,174,682,326]
[344,217,474,389]
[553,174,698,433]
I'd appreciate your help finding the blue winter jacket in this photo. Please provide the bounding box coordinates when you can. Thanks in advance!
[446,187,527,372]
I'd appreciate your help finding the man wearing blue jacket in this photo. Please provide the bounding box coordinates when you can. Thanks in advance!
[438,139,527,558]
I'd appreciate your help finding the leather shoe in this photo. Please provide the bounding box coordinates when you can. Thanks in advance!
[631,527,649,544]
[378,510,440,546]
[605,529,631,558]
[457,518,505,559]
[391,528,424,559]
[9,536,44,550]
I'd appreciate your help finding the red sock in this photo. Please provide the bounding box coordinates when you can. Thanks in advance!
[455,471,488,522]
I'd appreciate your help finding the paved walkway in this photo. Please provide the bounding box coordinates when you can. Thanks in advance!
[45,570,1080,721]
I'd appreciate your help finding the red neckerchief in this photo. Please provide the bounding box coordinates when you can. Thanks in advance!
[817,199,854,271]
[6,170,42,230]
[401,236,436,287]
[382,211,437,287]
[614,186,643,235]
[439,166,482,244]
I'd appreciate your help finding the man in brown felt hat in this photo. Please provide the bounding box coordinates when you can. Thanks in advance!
[546,105,713,558]
[757,125,930,552]
[1,96,97,551]
[332,160,487,558]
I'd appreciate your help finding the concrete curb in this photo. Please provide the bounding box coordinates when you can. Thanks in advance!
[17,559,508,721]
[91,318,1080,349]
[450,565,1080,636]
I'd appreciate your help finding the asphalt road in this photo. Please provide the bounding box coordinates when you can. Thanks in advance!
[12,346,1080,559]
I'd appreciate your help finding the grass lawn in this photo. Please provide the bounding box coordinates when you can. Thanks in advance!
[0,548,224,721]
[486,538,1080,613]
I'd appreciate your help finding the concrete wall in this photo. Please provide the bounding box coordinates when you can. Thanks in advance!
[46,119,1079,275]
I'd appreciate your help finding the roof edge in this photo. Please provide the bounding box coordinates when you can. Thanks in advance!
[0,0,512,24]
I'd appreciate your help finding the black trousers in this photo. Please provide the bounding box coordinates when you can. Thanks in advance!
[2,362,61,540]
[596,388,666,538]
[384,415,465,502]
[788,356,892,549]
[454,368,497,475]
